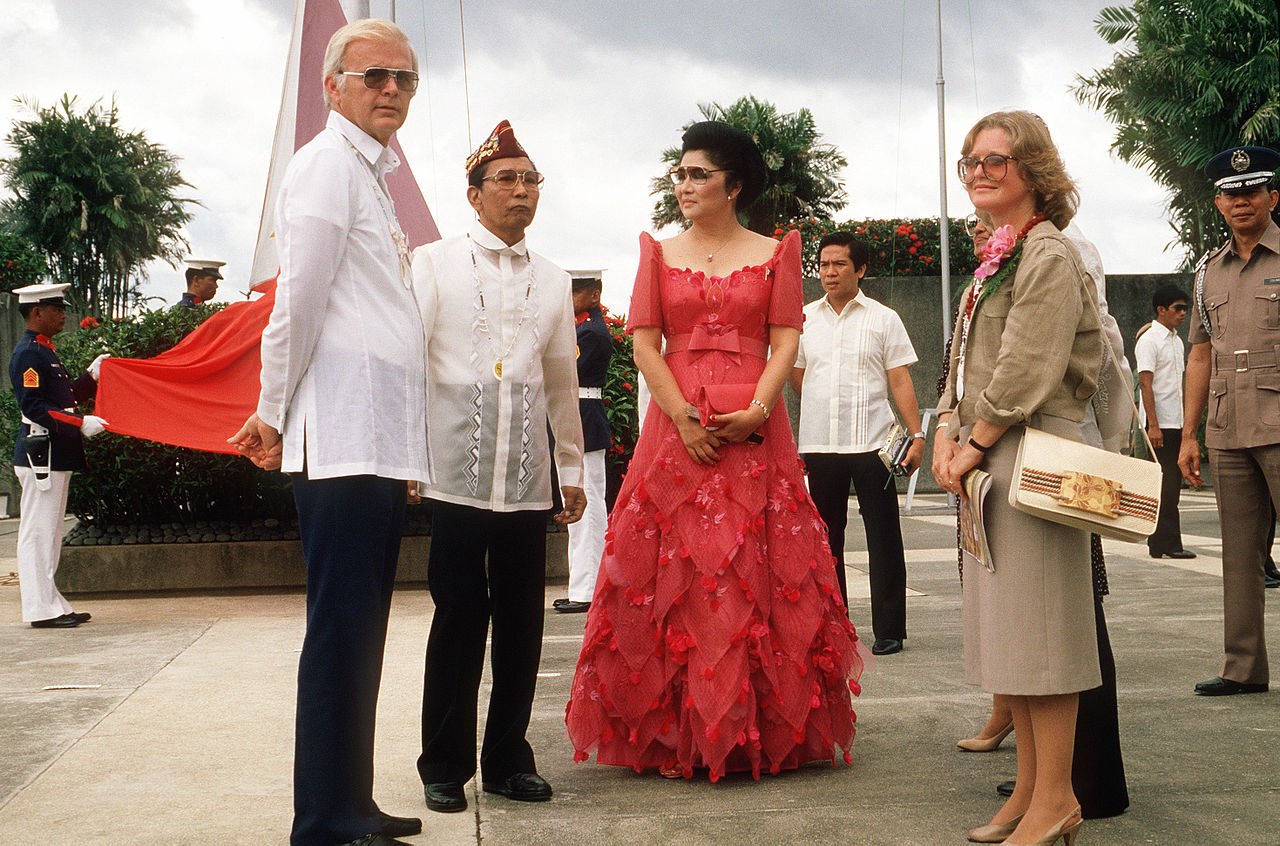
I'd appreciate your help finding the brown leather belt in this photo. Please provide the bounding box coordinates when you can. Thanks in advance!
[1215,347,1280,372]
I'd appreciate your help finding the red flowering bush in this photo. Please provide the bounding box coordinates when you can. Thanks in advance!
[602,308,639,479]
[777,216,981,279]
[79,316,100,330]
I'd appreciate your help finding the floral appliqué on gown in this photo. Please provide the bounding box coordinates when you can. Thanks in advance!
[565,230,865,781]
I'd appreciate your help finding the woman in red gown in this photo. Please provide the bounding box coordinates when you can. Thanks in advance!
[565,122,865,781]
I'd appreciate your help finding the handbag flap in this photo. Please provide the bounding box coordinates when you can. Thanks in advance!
[1009,427,1163,541]
[696,383,756,425]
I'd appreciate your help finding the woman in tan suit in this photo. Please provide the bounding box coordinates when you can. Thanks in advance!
[933,111,1102,846]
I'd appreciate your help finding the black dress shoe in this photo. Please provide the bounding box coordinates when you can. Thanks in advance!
[1150,549,1197,559]
[340,835,411,846]
[996,779,1015,797]
[70,611,92,623]
[554,600,591,614]
[1194,676,1269,696]
[1266,572,1280,589]
[871,638,903,656]
[30,613,81,628]
[425,781,467,813]
[376,810,422,837]
[482,772,553,802]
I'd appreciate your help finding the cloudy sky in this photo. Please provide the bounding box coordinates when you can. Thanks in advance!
[2,0,1179,311]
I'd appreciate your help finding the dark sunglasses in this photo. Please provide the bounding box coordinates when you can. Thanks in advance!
[340,67,419,92]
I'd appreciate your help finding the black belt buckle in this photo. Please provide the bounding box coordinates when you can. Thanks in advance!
[1235,349,1250,372]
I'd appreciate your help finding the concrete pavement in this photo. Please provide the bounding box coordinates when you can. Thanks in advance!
[2,492,1278,844]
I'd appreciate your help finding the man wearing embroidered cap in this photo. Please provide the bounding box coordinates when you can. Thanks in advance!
[8,283,109,629]
[171,258,224,310]
[227,17,426,846]
[412,120,584,813]
[1179,145,1280,697]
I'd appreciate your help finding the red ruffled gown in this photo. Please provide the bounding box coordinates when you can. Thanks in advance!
[565,230,865,781]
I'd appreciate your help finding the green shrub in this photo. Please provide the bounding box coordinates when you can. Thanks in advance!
[779,216,981,279]
[602,309,639,479]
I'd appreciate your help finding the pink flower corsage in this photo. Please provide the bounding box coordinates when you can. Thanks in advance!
[972,224,1016,281]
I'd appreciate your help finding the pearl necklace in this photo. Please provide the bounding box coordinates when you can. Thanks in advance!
[468,235,535,380]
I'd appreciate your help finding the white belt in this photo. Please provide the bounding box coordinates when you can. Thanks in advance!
[579,387,603,399]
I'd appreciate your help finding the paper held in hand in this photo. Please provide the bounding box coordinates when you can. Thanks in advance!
[960,468,995,573]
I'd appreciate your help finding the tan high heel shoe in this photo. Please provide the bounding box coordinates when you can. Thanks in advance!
[956,720,1014,752]
[1000,805,1083,845]
[966,813,1023,843]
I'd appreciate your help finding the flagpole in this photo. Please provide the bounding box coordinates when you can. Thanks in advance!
[936,0,951,345]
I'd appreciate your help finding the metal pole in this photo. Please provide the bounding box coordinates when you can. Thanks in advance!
[936,0,952,344]
[352,0,370,19]
[389,0,396,20]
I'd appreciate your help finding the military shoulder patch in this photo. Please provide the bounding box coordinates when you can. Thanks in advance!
[22,368,38,388]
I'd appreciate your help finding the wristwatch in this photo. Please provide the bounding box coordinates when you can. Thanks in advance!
[910,432,926,440]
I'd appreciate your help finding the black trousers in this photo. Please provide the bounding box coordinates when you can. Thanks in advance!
[290,473,406,846]
[1147,428,1185,555]
[418,500,548,784]
[1075,597,1130,819]
[803,451,907,641]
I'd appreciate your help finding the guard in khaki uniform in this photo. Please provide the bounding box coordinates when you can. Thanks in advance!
[1180,145,1280,696]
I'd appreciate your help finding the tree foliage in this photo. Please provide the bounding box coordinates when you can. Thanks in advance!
[650,96,848,235]
[0,230,47,291]
[1073,0,1280,266]
[0,96,195,316]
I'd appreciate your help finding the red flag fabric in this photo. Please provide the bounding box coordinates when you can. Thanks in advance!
[94,282,277,455]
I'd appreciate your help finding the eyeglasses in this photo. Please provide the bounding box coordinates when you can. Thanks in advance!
[963,214,980,237]
[668,166,730,186]
[340,67,420,92]
[1170,304,1188,313]
[482,169,545,190]
[957,154,1019,184]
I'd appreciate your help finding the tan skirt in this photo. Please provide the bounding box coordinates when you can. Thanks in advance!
[960,414,1101,695]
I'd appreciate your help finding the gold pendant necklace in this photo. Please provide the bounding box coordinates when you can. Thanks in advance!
[694,229,736,263]
[469,235,535,381]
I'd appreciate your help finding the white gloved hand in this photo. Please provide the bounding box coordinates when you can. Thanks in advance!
[88,353,111,380]
[81,415,109,439]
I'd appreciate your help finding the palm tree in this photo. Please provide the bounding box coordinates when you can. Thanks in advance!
[1073,0,1280,266]
[651,96,848,235]
[1,96,194,316]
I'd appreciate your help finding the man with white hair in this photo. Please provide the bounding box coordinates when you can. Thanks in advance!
[230,18,425,846]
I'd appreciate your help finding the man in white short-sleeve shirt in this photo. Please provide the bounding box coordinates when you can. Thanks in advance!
[790,232,923,657]
[1135,284,1194,560]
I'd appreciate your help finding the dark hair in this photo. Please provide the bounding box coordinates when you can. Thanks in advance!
[1152,285,1189,311]
[18,303,35,319]
[184,267,217,286]
[680,121,768,210]
[571,276,603,294]
[817,231,870,269]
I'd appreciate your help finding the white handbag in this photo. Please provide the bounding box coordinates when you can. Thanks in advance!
[1007,328,1162,543]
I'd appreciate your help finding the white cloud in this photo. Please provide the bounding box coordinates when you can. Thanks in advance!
[1,0,1189,314]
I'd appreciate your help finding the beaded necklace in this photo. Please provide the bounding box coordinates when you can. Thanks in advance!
[468,234,536,380]
[341,136,412,286]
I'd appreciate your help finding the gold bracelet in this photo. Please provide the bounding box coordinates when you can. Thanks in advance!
[750,399,770,420]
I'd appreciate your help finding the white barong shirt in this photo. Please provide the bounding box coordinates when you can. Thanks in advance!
[413,221,583,511]
[257,111,429,482]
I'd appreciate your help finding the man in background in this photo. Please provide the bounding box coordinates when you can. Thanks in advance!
[1135,284,1195,560]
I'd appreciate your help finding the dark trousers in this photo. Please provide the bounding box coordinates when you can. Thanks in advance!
[418,500,548,785]
[1075,598,1129,819]
[1147,428,1185,555]
[290,474,406,846]
[803,451,907,641]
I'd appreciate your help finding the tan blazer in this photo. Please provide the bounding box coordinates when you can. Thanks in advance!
[939,220,1102,437]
